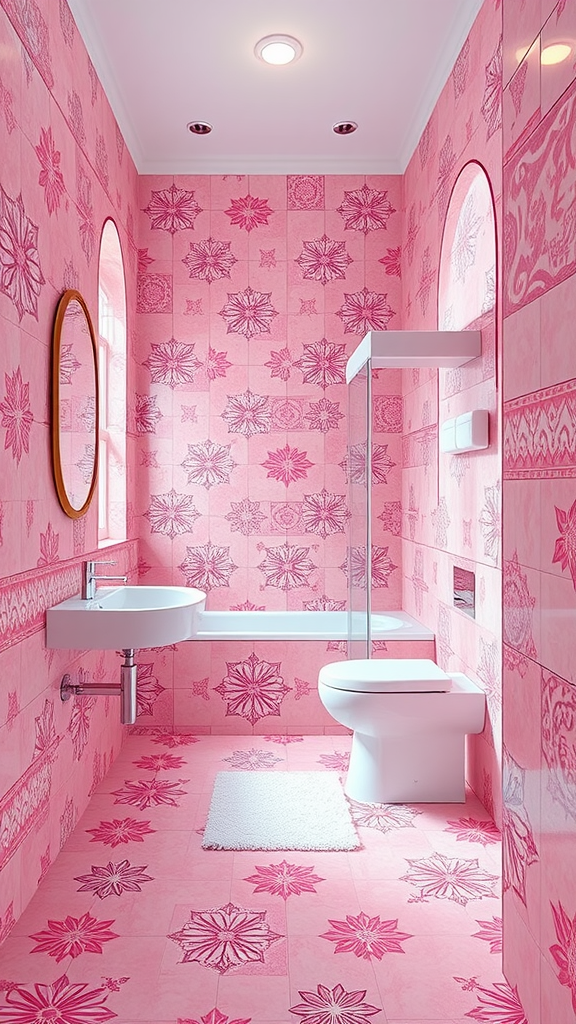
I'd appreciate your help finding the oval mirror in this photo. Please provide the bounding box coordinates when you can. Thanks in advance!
[51,289,99,518]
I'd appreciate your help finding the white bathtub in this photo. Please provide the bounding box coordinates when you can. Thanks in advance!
[190,609,433,641]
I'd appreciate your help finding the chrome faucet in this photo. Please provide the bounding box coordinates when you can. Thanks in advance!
[82,560,128,600]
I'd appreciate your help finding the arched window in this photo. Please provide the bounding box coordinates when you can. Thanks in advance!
[97,219,126,543]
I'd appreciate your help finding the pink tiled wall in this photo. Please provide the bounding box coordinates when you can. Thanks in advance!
[132,173,404,728]
[401,0,503,827]
[502,2,576,1020]
[0,0,138,942]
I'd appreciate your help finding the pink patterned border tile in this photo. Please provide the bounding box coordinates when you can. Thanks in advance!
[503,379,576,479]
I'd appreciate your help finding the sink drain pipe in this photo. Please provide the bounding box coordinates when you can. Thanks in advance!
[60,649,138,725]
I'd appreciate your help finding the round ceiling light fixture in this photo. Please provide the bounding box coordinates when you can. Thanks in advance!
[333,121,358,135]
[540,42,572,65]
[255,34,303,65]
[187,121,213,135]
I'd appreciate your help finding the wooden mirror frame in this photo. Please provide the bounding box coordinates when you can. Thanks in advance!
[51,289,100,519]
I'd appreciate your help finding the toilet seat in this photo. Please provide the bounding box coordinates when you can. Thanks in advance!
[318,658,451,693]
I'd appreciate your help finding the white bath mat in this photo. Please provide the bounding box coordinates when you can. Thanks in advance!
[202,771,360,850]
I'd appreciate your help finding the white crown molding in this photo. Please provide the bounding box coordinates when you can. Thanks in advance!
[398,0,485,173]
[67,0,144,170]
[140,155,403,176]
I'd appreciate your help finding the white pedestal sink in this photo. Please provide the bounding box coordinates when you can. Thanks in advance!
[46,585,206,650]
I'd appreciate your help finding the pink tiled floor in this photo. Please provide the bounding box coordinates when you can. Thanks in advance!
[0,734,514,1023]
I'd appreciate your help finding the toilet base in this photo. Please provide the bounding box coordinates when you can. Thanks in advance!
[345,731,466,803]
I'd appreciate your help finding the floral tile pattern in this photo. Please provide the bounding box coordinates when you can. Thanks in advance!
[0,734,508,1022]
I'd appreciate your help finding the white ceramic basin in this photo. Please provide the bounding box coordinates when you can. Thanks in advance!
[46,585,206,650]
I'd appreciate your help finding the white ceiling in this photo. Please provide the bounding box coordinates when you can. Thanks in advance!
[68,0,484,175]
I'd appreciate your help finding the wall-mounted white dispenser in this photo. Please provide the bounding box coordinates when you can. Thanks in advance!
[440,409,489,454]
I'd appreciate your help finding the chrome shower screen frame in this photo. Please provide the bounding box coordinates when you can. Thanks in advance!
[346,359,372,659]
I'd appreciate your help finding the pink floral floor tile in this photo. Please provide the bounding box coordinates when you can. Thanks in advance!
[0,734,507,1022]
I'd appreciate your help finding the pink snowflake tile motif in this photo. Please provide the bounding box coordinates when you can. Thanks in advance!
[181,404,198,423]
[289,983,382,1024]
[223,749,282,770]
[379,246,401,277]
[135,663,165,717]
[225,194,273,232]
[542,671,576,821]
[35,126,65,215]
[29,913,118,962]
[265,346,293,381]
[377,501,401,536]
[400,852,499,906]
[140,450,159,469]
[416,246,437,316]
[32,699,59,757]
[444,818,501,846]
[144,489,200,538]
[101,977,129,992]
[477,637,501,717]
[479,482,501,565]
[0,973,118,1024]
[342,545,398,591]
[37,522,60,566]
[465,980,528,1023]
[85,816,150,850]
[452,192,483,283]
[205,347,232,380]
[433,136,457,218]
[502,750,538,906]
[301,489,349,538]
[552,498,576,588]
[225,497,267,536]
[75,860,154,899]
[112,778,189,810]
[295,234,353,286]
[222,390,272,437]
[405,203,420,264]
[337,184,396,234]
[340,442,396,486]
[69,692,95,761]
[264,735,304,744]
[270,501,303,533]
[271,396,307,429]
[168,901,282,972]
[76,164,96,264]
[348,800,422,833]
[136,273,173,314]
[60,797,78,848]
[219,286,278,339]
[261,444,313,485]
[133,751,187,772]
[185,298,203,315]
[432,497,451,548]
[549,901,576,1011]
[143,338,201,388]
[257,542,317,590]
[244,860,324,900]
[143,183,202,233]
[151,732,200,747]
[502,552,537,671]
[299,297,318,316]
[135,394,162,434]
[472,916,502,955]
[294,338,347,389]
[0,367,33,464]
[178,542,237,590]
[294,677,311,698]
[232,600,266,611]
[181,438,237,489]
[320,911,412,960]
[182,237,237,283]
[214,652,291,726]
[318,752,350,771]
[182,1008,251,1024]
[137,248,154,272]
[192,677,210,699]
[305,397,344,433]
[304,595,345,611]
[481,38,503,140]
[67,90,85,147]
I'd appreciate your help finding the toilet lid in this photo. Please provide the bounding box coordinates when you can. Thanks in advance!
[318,658,451,692]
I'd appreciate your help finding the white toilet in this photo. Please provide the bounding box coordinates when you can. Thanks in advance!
[318,658,486,804]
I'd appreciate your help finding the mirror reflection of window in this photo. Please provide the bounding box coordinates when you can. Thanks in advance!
[98,220,127,544]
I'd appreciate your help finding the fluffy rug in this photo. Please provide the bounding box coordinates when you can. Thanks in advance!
[202,771,360,850]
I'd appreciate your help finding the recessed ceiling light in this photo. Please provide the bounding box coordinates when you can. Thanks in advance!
[187,121,212,135]
[254,34,303,66]
[333,121,358,135]
[541,42,572,65]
